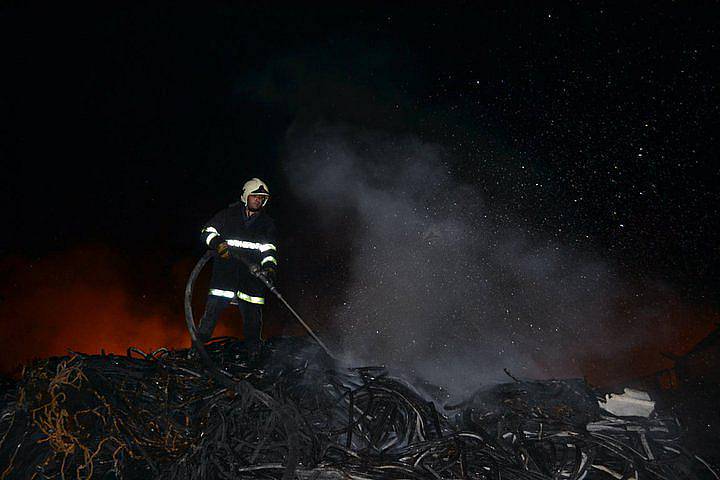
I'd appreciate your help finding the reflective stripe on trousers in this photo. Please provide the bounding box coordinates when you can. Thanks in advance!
[238,291,265,305]
[209,288,235,298]
[209,289,264,304]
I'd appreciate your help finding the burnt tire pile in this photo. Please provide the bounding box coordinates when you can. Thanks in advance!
[0,337,716,479]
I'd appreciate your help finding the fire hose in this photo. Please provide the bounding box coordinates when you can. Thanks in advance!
[184,250,335,361]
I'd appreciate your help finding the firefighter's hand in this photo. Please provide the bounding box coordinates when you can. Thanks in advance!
[216,242,230,259]
[261,266,277,284]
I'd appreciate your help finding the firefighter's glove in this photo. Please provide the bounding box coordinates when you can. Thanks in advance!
[216,242,230,259]
[261,266,277,284]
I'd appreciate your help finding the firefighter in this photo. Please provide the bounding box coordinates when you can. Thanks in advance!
[197,178,278,355]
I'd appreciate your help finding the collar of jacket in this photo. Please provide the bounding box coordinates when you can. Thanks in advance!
[243,208,262,226]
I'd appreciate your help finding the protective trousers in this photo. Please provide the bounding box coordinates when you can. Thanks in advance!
[196,295,263,349]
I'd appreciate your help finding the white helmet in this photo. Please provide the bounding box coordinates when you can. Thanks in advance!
[241,178,270,206]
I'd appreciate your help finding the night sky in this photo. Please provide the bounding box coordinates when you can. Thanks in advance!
[1,3,718,386]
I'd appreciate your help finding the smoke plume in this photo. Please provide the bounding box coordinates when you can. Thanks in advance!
[283,125,711,396]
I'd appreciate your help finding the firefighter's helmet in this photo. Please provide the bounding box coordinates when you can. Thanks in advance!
[241,178,271,206]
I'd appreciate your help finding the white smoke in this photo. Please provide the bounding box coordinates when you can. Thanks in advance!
[283,125,623,398]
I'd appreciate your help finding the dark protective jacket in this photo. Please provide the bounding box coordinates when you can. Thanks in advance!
[200,203,278,304]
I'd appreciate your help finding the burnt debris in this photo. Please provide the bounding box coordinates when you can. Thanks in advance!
[0,337,717,479]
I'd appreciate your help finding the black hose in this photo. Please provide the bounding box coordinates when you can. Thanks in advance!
[184,251,212,349]
[187,247,335,358]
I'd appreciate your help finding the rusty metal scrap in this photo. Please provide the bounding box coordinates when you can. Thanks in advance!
[0,337,717,479]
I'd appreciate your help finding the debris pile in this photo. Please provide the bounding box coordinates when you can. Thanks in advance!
[0,336,716,479]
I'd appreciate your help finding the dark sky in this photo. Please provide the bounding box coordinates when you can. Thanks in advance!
[1,2,718,379]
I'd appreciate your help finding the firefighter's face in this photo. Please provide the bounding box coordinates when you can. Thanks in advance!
[246,194,266,211]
